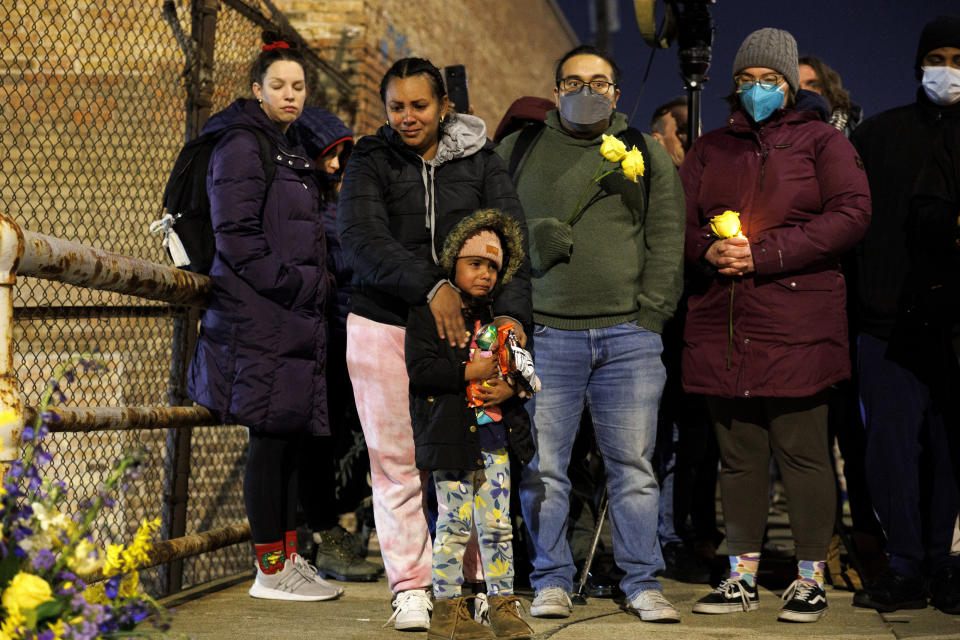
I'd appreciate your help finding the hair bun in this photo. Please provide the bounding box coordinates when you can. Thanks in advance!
[261,30,295,49]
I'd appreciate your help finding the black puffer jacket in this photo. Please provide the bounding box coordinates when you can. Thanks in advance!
[850,90,960,339]
[405,305,535,471]
[887,118,960,413]
[337,114,532,328]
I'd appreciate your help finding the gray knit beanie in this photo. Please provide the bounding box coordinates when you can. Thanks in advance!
[733,28,799,93]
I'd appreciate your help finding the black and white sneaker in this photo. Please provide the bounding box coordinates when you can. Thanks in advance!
[778,579,828,622]
[692,578,759,613]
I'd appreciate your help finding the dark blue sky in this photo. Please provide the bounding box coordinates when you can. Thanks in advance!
[555,1,958,133]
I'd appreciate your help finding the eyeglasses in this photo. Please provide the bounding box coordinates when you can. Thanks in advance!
[559,77,615,94]
[734,73,785,91]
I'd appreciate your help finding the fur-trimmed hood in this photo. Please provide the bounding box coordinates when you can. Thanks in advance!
[439,208,524,287]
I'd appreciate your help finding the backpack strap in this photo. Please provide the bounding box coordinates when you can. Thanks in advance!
[220,125,276,196]
[621,127,652,212]
[507,122,545,183]
[249,127,277,195]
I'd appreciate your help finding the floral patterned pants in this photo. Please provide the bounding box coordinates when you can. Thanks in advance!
[432,448,514,598]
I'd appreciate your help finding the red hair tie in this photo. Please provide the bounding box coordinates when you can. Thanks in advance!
[262,41,290,51]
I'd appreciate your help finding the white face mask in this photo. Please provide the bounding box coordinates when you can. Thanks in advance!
[922,65,960,105]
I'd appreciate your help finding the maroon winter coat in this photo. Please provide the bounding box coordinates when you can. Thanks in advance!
[680,108,870,399]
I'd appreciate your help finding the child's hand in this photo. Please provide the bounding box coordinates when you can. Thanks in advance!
[465,354,499,381]
[478,378,515,406]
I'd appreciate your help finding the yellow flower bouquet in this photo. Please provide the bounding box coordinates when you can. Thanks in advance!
[564,134,646,225]
[0,356,171,639]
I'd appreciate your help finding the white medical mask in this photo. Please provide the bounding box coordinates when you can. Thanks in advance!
[922,65,960,106]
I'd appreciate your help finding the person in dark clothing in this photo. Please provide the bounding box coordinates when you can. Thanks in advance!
[291,107,383,584]
[650,96,719,585]
[337,57,531,632]
[406,208,535,640]
[682,28,871,623]
[798,56,864,137]
[186,36,340,601]
[850,15,960,615]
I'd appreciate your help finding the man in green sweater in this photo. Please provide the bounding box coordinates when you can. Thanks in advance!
[497,45,685,623]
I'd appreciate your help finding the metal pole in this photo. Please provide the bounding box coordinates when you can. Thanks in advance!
[160,0,219,597]
[0,216,24,471]
[572,488,609,605]
[675,1,713,145]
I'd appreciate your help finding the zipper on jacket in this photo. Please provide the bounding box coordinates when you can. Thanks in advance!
[758,129,770,192]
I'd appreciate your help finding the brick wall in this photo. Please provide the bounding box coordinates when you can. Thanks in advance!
[276,0,578,136]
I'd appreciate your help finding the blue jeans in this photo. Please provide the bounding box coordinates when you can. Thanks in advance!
[519,322,667,600]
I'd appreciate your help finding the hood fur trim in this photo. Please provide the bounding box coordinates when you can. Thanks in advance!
[439,209,524,287]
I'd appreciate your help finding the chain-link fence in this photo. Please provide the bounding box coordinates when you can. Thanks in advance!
[0,0,353,597]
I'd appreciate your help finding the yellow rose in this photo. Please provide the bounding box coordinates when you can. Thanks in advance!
[600,134,627,162]
[710,210,742,238]
[620,147,645,183]
[69,538,102,575]
[1,571,54,614]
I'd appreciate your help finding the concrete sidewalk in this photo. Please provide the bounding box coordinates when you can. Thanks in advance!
[162,568,959,640]
[162,500,959,638]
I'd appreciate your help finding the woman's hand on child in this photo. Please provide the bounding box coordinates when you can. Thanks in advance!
[430,283,467,347]
[465,354,499,381]
[478,378,515,406]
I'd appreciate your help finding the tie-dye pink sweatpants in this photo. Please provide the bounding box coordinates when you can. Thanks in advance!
[346,313,481,593]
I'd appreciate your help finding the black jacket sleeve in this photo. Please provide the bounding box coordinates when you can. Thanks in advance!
[405,306,467,394]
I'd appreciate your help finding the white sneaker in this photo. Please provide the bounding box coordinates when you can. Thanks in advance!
[291,553,345,594]
[530,586,573,618]
[248,554,342,601]
[626,589,681,622]
[385,589,433,631]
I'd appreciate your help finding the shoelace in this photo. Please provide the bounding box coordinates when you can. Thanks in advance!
[537,588,572,608]
[781,579,817,603]
[493,595,527,617]
[274,557,317,593]
[714,578,753,611]
[384,590,433,628]
[291,553,342,592]
[635,589,673,610]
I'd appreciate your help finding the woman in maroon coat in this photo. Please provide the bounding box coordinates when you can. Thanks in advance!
[679,29,870,622]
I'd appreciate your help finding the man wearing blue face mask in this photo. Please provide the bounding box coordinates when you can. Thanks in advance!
[849,14,960,616]
[496,45,686,623]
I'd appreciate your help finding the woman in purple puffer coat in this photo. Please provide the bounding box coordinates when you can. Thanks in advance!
[680,28,870,622]
[186,36,340,602]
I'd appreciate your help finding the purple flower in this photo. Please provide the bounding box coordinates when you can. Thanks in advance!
[21,426,34,441]
[32,548,56,570]
[105,575,122,599]
[35,448,53,466]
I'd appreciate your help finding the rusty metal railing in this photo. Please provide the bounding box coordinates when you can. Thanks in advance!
[0,212,250,586]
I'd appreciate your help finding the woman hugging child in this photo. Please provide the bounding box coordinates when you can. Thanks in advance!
[405,209,537,640]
